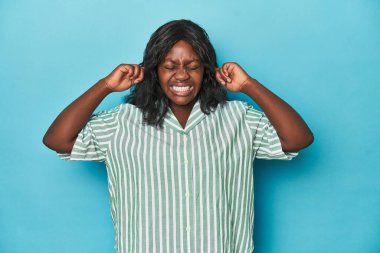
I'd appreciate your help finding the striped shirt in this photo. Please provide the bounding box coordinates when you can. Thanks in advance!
[58,99,297,253]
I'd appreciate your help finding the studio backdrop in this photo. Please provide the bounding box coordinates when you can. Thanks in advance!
[1,0,379,253]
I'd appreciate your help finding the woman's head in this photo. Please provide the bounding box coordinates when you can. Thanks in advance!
[157,39,205,110]
[126,19,228,128]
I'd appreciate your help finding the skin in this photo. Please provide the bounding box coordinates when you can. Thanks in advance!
[43,39,313,153]
[42,64,144,153]
[214,62,314,152]
[157,40,204,128]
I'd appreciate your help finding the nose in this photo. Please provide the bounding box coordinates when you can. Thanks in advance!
[174,66,190,81]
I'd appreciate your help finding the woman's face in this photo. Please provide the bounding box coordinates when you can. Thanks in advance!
[157,40,204,109]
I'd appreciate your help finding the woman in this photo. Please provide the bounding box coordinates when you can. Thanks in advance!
[43,19,313,253]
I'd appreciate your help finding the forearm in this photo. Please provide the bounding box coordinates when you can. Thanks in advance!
[43,79,112,153]
[241,78,314,152]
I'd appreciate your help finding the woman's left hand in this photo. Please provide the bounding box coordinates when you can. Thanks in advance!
[215,62,252,92]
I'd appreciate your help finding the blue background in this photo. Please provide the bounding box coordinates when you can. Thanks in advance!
[1,0,379,252]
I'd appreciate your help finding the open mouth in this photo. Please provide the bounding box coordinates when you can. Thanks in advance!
[169,85,194,96]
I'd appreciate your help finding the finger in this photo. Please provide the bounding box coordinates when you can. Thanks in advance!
[127,65,136,80]
[131,64,140,80]
[222,63,230,77]
[220,69,230,84]
[134,67,144,84]
[225,63,233,75]
[215,69,226,86]
[120,64,133,78]
[220,64,231,82]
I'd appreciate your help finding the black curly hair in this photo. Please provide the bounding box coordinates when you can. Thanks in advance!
[125,19,228,128]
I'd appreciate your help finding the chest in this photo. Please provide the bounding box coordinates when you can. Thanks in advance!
[108,114,253,172]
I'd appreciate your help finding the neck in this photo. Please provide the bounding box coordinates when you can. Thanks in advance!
[169,99,196,115]
[169,100,197,129]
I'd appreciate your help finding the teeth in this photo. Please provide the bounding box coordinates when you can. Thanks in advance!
[172,86,191,92]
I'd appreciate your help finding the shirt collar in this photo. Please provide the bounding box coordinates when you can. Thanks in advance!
[163,98,206,134]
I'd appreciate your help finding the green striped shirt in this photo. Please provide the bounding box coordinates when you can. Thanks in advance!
[58,99,297,253]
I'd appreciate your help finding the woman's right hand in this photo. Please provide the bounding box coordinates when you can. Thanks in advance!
[103,64,144,92]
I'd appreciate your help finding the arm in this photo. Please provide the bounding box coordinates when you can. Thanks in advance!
[215,62,314,152]
[43,64,144,153]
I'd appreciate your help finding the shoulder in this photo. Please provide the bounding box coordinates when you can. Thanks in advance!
[217,100,251,115]
[209,101,249,126]
[113,103,144,125]
[88,103,139,123]
[117,103,139,113]
[94,103,139,115]
[217,100,265,122]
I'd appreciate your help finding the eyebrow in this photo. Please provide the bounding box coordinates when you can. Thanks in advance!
[163,59,200,65]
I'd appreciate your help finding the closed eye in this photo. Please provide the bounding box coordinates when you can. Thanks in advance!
[188,66,200,71]
[163,66,176,70]
[161,65,201,71]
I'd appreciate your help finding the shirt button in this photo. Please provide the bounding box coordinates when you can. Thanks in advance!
[186,226,191,232]
[184,136,188,142]
[185,192,189,198]
[184,159,188,165]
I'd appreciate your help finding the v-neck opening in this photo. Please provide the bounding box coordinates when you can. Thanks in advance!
[168,105,194,130]
[164,99,206,134]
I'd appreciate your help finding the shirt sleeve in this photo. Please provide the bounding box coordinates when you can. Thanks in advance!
[57,105,121,162]
[244,103,298,160]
